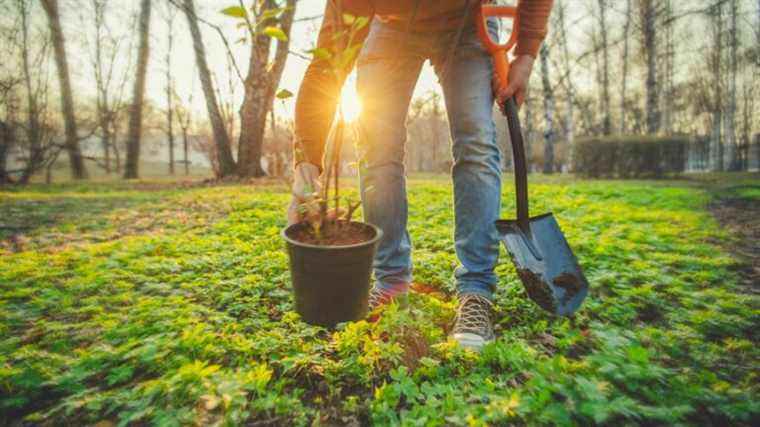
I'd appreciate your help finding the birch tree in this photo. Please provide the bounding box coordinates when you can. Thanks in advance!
[176,94,193,176]
[89,0,133,175]
[620,0,632,134]
[7,0,64,184]
[556,0,574,148]
[523,94,534,172]
[181,0,236,177]
[18,0,44,182]
[234,0,297,178]
[164,3,177,175]
[0,80,17,184]
[661,0,675,134]
[709,1,724,171]
[124,0,152,179]
[540,44,556,174]
[41,0,87,179]
[724,0,739,170]
[0,120,10,184]
[639,0,660,134]
[597,0,612,135]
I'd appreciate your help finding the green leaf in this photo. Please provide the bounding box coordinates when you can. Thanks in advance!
[276,89,294,99]
[262,26,287,41]
[309,47,331,60]
[343,13,356,25]
[337,43,362,69]
[354,16,370,30]
[220,6,247,19]
[259,7,284,22]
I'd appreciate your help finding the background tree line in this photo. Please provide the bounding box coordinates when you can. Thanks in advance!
[409,0,758,175]
[0,0,757,184]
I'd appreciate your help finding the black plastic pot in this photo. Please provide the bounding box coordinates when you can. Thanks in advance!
[281,221,383,327]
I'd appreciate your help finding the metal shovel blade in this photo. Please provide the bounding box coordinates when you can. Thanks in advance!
[496,215,589,316]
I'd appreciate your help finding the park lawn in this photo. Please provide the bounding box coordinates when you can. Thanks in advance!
[1,176,758,425]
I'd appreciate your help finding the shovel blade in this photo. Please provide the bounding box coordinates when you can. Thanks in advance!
[496,214,588,316]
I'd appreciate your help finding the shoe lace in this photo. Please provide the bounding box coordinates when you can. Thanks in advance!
[368,286,396,310]
[454,294,493,336]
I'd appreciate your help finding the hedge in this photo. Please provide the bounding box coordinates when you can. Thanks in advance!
[573,135,688,178]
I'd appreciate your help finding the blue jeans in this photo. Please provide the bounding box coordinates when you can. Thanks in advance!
[356,20,502,300]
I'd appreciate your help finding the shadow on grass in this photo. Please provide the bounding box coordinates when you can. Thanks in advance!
[0,182,236,252]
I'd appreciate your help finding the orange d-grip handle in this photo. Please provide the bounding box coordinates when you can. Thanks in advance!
[475,3,519,92]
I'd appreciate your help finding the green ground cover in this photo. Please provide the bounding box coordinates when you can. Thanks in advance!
[1,176,758,425]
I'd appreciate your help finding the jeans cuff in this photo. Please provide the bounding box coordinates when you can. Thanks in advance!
[456,283,494,301]
[376,280,410,294]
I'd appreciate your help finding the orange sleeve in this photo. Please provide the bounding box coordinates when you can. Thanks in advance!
[515,0,554,57]
[293,0,373,169]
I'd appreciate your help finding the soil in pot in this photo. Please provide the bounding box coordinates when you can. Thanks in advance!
[289,220,375,246]
[283,220,382,327]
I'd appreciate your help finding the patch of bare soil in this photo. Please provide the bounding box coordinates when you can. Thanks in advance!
[709,195,760,294]
[0,197,230,254]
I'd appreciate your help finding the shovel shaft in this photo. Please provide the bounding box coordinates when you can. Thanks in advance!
[505,97,530,227]
[474,3,530,228]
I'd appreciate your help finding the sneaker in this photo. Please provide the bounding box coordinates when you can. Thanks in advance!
[451,294,495,351]
[368,286,407,311]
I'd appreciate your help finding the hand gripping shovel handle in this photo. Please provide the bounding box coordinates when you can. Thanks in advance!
[477,4,589,316]
[475,3,529,228]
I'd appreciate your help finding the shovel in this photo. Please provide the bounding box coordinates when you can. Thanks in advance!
[476,3,589,316]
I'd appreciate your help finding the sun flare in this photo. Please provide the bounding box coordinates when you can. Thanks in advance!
[339,84,362,122]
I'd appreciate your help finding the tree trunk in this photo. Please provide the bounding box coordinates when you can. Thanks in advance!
[181,0,236,177]
[19,0,43,183]
[168,110,175,175]
[41,0,87,179]
[237,0,296,178]
[710,1,724,172]
[166,9,175,175]
[0,120,11,184]
[431,100,441,170]
[182,126,189,175]
[92,0,110,174]
[620,0,631,134]
[113,122,122,173]
[557,0,574,167]
[739,84,753,170]
[724,0,738,170]
[540,44,555,174]
[597,0,611,135]
[100,119,111,174]
[524,95,534,172]
[662,0,674,134]
[124,0,152,179]
[640,0,660,134]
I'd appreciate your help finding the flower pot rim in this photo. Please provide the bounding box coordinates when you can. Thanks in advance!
[281,221,383,250]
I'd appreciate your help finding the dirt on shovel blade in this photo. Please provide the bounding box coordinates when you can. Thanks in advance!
[517,268,585,314]
[553,272,583,295]
[517,268,556,313]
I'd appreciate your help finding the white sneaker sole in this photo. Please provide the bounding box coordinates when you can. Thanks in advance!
[452,332,494,352]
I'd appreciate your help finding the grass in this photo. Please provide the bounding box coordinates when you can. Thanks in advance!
[1,175,758,425]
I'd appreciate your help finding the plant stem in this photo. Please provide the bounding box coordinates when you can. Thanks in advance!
[333,112,345,223]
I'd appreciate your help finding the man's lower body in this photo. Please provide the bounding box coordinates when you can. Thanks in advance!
[358,20,502,350]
